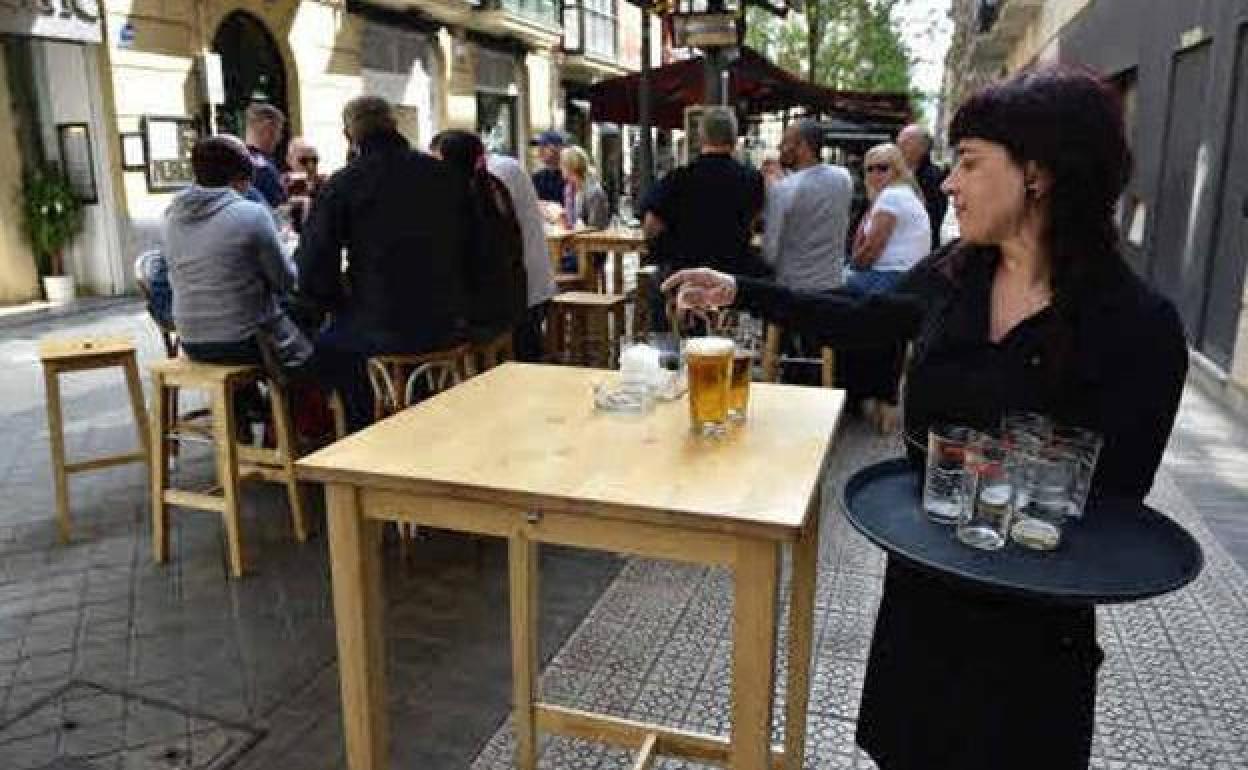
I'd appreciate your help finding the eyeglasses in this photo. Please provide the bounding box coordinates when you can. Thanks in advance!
[865,164,891,174]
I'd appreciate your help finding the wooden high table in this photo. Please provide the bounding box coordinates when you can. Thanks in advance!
[571,227,647,294]
[298,363,844,770]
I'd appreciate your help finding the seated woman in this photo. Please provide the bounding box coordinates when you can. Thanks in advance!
[663,66,1188,770]
[558,145,610,274]
[430,130,528,347]
[843,142,931,430]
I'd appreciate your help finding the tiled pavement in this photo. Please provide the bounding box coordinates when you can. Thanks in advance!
[1,301,1247,770]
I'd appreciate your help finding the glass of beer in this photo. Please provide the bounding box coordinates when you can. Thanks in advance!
[685,336,735,437]
[728,346,753,422]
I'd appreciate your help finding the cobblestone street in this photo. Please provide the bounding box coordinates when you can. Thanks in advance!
[1,302,1247,770]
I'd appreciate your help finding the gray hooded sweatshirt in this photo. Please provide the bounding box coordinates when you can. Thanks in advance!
[161,186,294,345]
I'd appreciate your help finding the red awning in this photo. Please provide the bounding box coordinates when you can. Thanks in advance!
[588,47,911,130]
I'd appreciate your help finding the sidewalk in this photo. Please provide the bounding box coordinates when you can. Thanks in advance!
[0,304,1245,770]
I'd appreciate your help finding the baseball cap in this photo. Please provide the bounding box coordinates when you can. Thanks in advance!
[531,130,566,147]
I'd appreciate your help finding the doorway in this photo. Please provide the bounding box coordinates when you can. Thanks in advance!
[1150,41,1212,339]
[211,11,288,141]
[1201,26,1248,369]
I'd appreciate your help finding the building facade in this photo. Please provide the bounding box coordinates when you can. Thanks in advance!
[943,0,1248,409]
[0,0,642,304]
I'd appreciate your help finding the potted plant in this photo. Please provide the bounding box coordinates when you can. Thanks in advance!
[22,165,84,305]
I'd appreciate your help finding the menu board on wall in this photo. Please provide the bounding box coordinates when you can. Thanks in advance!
[141,115,199,193]
[0,1,103,44]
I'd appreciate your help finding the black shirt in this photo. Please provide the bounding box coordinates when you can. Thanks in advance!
[642,153,765,275]
[914,157,948,250]
[531,167,564,204]
[736,242,1189,769]
[296,131,471,353]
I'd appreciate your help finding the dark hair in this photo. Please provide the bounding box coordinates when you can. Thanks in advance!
[794,119,824,157]
[431,130,527,330]
[343,96,396,143]
[949,65,1131,296]
[191,136,254,187]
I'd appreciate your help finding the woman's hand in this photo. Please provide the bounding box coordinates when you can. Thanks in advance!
[660,268,737,310]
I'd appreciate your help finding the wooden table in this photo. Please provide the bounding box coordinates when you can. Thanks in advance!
[545,226,584,282]
[571,228,648,294]
[298,363,844,770]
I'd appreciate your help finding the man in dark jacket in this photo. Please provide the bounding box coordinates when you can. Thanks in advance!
[296,95,470,430]
[898,124,948,251]
[244,103,288,208]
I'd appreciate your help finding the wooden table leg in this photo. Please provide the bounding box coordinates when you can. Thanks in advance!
[327,483,388,770]
[732,538,780,770]
[510,530,540,770]
[612,251,624,295]
[42,365,71,543]
[122,354,151,467]
[150,372,170,564]
[783,496,821,769]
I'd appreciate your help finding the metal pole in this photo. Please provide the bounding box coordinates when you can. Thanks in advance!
[639,2,655,198]
[720,70,729,106]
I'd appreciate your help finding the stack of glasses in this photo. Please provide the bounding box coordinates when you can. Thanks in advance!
[922,414,1104,551]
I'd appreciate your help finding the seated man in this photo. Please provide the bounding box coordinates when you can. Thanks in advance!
[161,135,308,371]
[296,96,470,431]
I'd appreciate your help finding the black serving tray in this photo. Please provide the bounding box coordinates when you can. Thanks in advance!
[842,458,1204,605]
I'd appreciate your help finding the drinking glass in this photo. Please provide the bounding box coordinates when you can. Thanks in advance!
[1051,425,1103,518]
[923,425,977,525]
[1010,448,1075,550]
[727,316,760,422]
[1001,411,1052,451]
[957,434,1013,550]
[685,336,734,437]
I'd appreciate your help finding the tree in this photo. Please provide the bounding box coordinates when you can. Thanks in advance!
[746,0,919,97]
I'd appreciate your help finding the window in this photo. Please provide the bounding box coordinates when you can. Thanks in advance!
[563,0,582,51]
[583,0,616,60]
[562,0,615,60]
[477,93,517,157]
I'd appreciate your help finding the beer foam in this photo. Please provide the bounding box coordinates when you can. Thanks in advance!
[684,337,735,356]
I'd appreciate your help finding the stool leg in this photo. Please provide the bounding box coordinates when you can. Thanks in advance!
[151,374,171,564]
[166,385,181,459]
[123,355,151,468]
[43,366,71,543]
[213,385,245,578]
[269,382,308,543]
[545,306,563,364]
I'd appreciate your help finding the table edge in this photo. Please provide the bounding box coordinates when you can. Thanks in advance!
[297,462,813,543]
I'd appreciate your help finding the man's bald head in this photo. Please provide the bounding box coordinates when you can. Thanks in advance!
[897,123,932,170]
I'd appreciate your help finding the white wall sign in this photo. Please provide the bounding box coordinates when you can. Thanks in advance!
[0,1,103,44]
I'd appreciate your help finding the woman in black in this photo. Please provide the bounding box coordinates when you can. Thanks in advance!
[430,131,529,345]
[663,67,1188,770]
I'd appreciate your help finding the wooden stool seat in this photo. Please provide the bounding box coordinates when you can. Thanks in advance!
[148,357,307,578]
[40,335,150,542]
[547,292,629,368]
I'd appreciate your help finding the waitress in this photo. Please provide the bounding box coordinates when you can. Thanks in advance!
[662,66,1188,770]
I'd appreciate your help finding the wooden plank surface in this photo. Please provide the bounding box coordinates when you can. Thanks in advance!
[38,334,134,360]
[299,364,843,539]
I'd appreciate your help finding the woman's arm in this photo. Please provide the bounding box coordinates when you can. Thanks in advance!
[852,209,897,269]
[733,275,924,349]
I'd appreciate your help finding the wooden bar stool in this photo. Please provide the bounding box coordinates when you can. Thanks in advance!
[39,335,150,543]
[148,358,307,578]
[546,292,629,368]
[762,323,836,387]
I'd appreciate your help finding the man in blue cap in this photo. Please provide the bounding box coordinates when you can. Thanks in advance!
[530,130,565,204]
